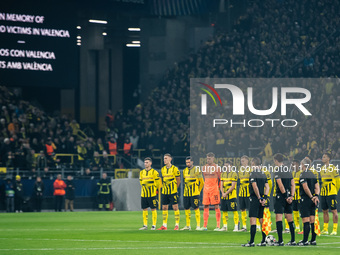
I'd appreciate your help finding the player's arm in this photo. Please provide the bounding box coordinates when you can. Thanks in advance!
[175,167,181,188]
[264,182,269,197]
[226,181,237,195]
[198,177,204,193]
[154,171,161,190]
[276,178,286,195]
[251,181,261,200]
[139,172,142,186]
[220,180,226,197]
[290,178,295,198]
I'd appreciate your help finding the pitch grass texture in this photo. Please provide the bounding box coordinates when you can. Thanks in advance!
[0,211,339,255]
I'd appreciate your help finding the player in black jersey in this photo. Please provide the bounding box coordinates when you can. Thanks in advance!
[242,157,269,247]
[298,158,320,246]
[273,153,296,246]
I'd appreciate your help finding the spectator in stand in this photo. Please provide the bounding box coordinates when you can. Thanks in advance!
[105,110,114,130]
[77,142,87,168]
[36,151,48,174]
[129,129,139,149]
[53,174,66,212]
[14,175,24,213]
[65,175,75,212]
[44,138,56,166]
[95,138,104,154]
[5,177,15,212]
[32,176,44,212]
[123,138,133,157]
[107,137,117,156]
[91,151,103,172]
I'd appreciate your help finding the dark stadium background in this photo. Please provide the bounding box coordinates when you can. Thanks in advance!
[0,0,339,211]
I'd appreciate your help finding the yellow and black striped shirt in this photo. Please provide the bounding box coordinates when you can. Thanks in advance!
[183,166,204,197]
[238,167,250,197]
[262,167,272,197]
[221,171,238,200]
[292,170,302,200]
[161,165,180,195]
[139,168,160,197]
[320,164,340,196]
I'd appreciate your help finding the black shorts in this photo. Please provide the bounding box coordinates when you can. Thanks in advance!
[321,195,337,211]
[293,200,300,211]
[183,195,200,210]
[141,196,158,209]
[249,196,265,219]
[300,196,316,218]
[239,196,249,210]
[221,198,238,212]
[161,193,178,206]
[274,195,293,214]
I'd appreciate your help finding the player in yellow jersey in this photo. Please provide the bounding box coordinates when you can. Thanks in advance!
[238,155,251,232]
[157,153,181,230]
[291,159,302,232]
[139,157,161,230]
[220,161,239,232]
[181,156,204,231]
[320,153,340,235]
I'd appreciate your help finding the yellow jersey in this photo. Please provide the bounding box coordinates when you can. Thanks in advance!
[160,165,180,195]
[221,171,238,200]
[139,168,160,197]
[292,170,302,200]
[183,166,204,197]
[262,167,272,196]
[320,164,340,196]
[238,167,251,197]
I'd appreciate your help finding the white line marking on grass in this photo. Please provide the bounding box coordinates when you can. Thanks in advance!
[0,238,238,246]
[1,246,340,251]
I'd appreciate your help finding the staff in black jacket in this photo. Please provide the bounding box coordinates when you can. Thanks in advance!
[33,177,44,212]
[65,175,75,212]
[14,175,24,213]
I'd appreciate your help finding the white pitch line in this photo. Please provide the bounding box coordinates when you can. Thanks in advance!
[1,246,340,251]
[0,238,238,246]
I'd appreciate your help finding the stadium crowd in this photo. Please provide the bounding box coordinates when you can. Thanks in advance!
[0,0,339,177]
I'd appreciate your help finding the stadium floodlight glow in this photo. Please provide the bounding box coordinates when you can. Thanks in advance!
[77,36,81,39]
[77,39,81,43]
[132,41,140,43]
[77,26,81,29]
[128,28,141,31]
[89,19,107,24]
[77,43,81,46]
[17,40,25,44]
[102,32,107,36]
[126,43,141,47]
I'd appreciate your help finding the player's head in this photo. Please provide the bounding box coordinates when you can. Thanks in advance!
[164,153,172,165]
[185,156,193,168]
[57,174,62,180]
[67,175,72,180]
[240,155,249,167]
[322,153,331,163]
[206,152,215,165]
[144,157,152,169]
[300,158,311,171]
[273,153,284,166]
[251,157,261,167]
[291,159,300,171]
[102,172,107,179]
[224,161,232,172]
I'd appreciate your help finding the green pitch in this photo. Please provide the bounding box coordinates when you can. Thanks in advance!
[0,211,339,255]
